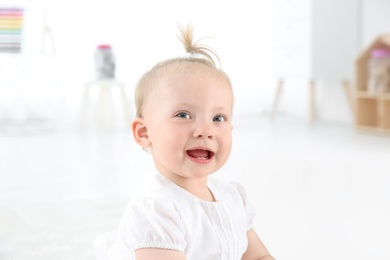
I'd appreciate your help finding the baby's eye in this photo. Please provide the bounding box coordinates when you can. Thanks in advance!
[213,115,225,122]
[175,112,191,119]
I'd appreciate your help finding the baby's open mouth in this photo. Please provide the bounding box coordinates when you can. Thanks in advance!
[186,149,214,160]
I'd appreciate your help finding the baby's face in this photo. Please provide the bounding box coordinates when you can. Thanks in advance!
[142,64,233,183]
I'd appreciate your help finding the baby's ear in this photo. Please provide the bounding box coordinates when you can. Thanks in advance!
[131,118,151,148]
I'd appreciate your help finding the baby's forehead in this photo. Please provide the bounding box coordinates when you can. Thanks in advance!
[144,61,234,105]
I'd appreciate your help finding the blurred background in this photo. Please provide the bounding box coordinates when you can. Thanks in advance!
[1,0,390,259]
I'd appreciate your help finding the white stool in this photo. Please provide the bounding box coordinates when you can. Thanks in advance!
[78,80,132,129]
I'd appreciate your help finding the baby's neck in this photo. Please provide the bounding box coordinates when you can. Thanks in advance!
[189,186,216,202]
[165,174,216,202]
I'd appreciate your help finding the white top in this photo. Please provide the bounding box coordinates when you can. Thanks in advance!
[109,173,256,260]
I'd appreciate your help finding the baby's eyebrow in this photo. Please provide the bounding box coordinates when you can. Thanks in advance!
[213,106,231,111]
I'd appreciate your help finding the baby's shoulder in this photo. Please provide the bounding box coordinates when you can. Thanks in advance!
[122,178,181,222]
[129,175,175,202]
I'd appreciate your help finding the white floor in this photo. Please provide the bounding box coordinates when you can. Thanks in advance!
[1,115,390,260]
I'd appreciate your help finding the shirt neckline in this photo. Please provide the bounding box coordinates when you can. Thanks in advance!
[154,173,223,204]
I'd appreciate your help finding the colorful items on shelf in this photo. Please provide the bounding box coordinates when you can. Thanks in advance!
[0,7,24,53]
[367,48,390,93]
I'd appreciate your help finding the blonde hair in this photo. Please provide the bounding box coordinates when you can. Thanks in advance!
[134,24,232,118]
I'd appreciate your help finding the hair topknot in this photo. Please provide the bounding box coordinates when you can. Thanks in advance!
[177,24,221,68]
[134,24,231,118]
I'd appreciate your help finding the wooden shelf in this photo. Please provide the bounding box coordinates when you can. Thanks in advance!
[354,35,390,134]
[355,91,390,100]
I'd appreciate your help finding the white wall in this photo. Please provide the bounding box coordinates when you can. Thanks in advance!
[312,0,360,125]
[362,0,390,46]
[312,0,360,81]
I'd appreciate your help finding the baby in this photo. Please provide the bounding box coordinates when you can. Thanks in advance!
[110,25,275,260]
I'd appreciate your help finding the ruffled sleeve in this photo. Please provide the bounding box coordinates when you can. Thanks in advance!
[118,197,186,253]
[230,182,257,231]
